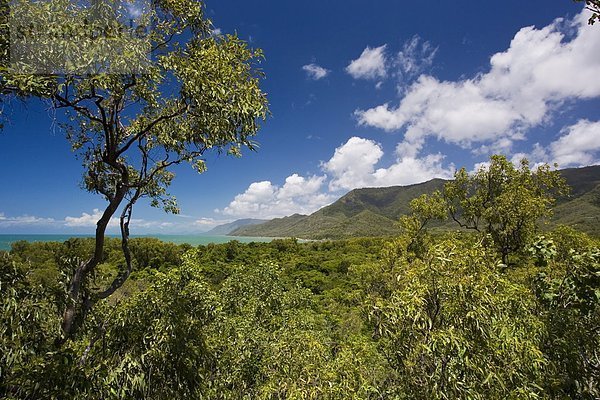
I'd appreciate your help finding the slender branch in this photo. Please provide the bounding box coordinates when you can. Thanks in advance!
[53,93,103,125]
[449,210,480,232]
[116,105,186,157]
[146,149,205,184]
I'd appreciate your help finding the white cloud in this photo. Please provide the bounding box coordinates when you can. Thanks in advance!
[211,27,222,36]
[302,63,331,80]
[373,153,454,186]
[396,35,437,84]
[322,137,454,191]
[346,45,388,80]
[64,209,175,230]
[551,120,600,167]
[356,11,600,156]
[194,217,221,227]
[64,209,117,228]
[500,119,600,169]
[220,137,455,219]
[0,213,55,227]
[220,174,335,219]
[322,137,384,191]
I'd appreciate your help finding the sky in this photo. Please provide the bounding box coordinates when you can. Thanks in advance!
[1,0,600,234]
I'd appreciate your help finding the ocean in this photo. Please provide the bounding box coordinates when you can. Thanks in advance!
[0,234,275,252]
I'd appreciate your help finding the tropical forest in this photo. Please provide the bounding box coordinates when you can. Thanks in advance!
[1,0,600,399]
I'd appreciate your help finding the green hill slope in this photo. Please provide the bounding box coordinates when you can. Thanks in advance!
[231,179,447,239]
[232,166,600,239]
[204,219,268,235]
[552,183,600,236]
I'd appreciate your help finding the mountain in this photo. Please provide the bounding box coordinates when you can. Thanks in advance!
[231,166,600,239]
[205,219,268,236]
[551,165,600,236]
[231,179,447,239]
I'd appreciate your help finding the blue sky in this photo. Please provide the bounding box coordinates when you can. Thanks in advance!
[1,0,600,233]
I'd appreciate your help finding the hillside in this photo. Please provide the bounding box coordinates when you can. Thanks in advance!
[231,179,447,239]
[232,166,600,239]
[204,218,268,235]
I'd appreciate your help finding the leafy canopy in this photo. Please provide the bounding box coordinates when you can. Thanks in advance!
[443,155,568,264]
[0,0,269,340]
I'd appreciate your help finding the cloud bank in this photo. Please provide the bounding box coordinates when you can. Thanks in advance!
[356,12,600,157]
[221,11,600,220]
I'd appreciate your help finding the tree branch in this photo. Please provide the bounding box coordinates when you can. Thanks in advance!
[116,105,186,157]
[53,93,104,125]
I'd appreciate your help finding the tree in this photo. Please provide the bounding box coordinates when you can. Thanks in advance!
[444,155,568,265]
[0,0,269,341]
[371,238,547,399]
[575,0,600,24]
[534,245,600,398]
[398,191,447,260]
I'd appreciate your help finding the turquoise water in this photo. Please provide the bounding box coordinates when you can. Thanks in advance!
[0,234,275,251]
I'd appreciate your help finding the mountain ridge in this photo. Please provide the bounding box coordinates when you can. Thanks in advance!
[231,165,600,239]
[204,218,268,236]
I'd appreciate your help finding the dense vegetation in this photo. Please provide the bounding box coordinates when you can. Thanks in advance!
[2,157,599,398]
[1,0,269,342]
[1,0,598,394]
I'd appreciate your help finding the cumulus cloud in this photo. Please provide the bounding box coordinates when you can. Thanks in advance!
[64,209,117,228]
[220,136,455,218]
[322,137,384,191]
[551,120,600,167]
[322,137,454,191]
[64,209,174,230]
[518,119,600,168]
[373,153,454,187]
[220,174,335,219]
[503,119,600,169]
[356,11,600,156]
[302,63,331,80]
[346,45,388,80]
[0,213,55,227]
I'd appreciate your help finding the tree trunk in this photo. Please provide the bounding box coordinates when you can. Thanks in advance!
[59,188,127,342]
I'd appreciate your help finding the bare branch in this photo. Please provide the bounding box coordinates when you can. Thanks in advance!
[53,93,104,125]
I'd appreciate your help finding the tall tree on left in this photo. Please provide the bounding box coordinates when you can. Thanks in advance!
[0,0,269,341]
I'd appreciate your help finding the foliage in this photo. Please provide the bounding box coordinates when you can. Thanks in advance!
[2,216,600,398]
[1,0,268,339]
[371,237,547,399]
[535,246,600,398]
[444,155,568,264]
[398,191,447,259]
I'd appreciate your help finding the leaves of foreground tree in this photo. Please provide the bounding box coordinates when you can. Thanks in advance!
[444,155,568,265]
[0,0,268,341]
[371,237,547,399]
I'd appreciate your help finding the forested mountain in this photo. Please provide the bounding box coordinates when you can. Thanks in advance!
[232,166,600,239]
[552,165,600,236]
[204,219,268,235]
